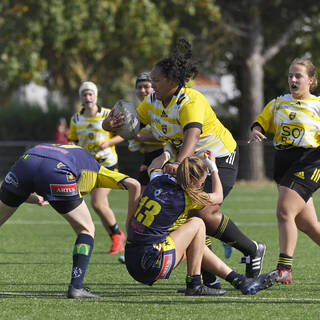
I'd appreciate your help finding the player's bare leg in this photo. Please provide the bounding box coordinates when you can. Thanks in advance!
[91,187,125,254]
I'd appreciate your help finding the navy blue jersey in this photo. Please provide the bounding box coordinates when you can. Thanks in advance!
[27,144,100,178]
[1,144,128,206]
[127,172,199,244]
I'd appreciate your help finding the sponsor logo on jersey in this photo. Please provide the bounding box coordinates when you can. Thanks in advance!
[153,188,163,197]
[50,183,78,196]
[4,172,19,187]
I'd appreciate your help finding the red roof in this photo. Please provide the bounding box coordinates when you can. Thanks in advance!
[194,75,220,86]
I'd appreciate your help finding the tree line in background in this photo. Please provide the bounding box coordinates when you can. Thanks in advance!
[1,0,320,179]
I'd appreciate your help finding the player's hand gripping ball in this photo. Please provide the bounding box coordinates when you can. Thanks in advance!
[112,100,140,140]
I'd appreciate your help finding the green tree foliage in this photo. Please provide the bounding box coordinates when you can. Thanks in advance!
[0,0,220,109]
[191,0,320,179]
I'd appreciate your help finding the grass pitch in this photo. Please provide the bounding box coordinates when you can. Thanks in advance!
[1,184,320,319]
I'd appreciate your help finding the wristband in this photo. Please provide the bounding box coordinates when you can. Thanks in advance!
[203,157,218,173]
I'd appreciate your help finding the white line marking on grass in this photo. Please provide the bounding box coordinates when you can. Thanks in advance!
[1,292,319,302]
[218,296,320,303]
[0,291,65,297]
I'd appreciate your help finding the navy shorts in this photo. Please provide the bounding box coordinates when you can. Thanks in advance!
[274,147,320,202]
[125,236,176,286]
[138,148,164,186]
[204,145,239,199]
[1,154,80,208]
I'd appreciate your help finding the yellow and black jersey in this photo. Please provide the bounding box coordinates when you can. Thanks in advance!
[140,125,166,148]
[68,106,118,167]
[254,94,320,149]
[137,87,236,158]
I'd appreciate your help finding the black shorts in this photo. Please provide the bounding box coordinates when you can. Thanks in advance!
[204,145,239,200]
[274,147,320,202]
[138,148,163,186]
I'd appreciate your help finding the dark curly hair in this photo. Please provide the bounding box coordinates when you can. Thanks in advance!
[155,38,198,87]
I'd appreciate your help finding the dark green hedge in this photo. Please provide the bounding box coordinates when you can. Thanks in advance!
[0,103,72,141]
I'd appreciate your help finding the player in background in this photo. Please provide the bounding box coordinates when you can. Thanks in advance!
[53,117,70,144]
[125,150,277,295]
[249,58,320,284]
[128,72,165,193]
[118,73,165,264]
[68,81,125,254]
[103,39,266,289]
[0,143,141,298]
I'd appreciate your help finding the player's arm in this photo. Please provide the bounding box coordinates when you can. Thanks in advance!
[163,127,200,175]
[99,135,124,150]
[248,125,267,143]
[26,194,49,206]
[147,151,171,176]
[102,109,125,132]
[203,150,223,205]
[121,178,141,233]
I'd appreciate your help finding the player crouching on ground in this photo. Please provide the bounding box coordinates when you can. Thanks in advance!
[124,150,277,296]
[0,143,141,299]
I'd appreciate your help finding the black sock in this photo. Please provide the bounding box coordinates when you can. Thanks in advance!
[225,271,245,288]
[71,233,94,289]
[186,275,202,289]
[213,215,256,256]
[277,253,293,270]
[110,223,120,235]
[201,238,218,285]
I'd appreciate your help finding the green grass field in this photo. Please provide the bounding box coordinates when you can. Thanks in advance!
[1,184,320,320]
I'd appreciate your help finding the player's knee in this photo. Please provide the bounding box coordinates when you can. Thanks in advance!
[276,205,291,223]
[80,222,95,237]
[188,216,206,232]
[91,198,107,212]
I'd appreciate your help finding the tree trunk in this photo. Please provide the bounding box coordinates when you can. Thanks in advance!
[238,5,266,180]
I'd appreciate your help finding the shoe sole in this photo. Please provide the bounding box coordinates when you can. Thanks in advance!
[245,271,277,295]
[185,289,227,296]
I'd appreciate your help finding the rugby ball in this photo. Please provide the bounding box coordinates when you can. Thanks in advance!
[112,100,140,140]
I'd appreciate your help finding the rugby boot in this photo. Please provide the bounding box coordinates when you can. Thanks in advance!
[109,230,125,254]
[235,270,277,295]
[67,285,101,299]
[185,284,226,296]
[241,241,266,278]
[275,265,292,284]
